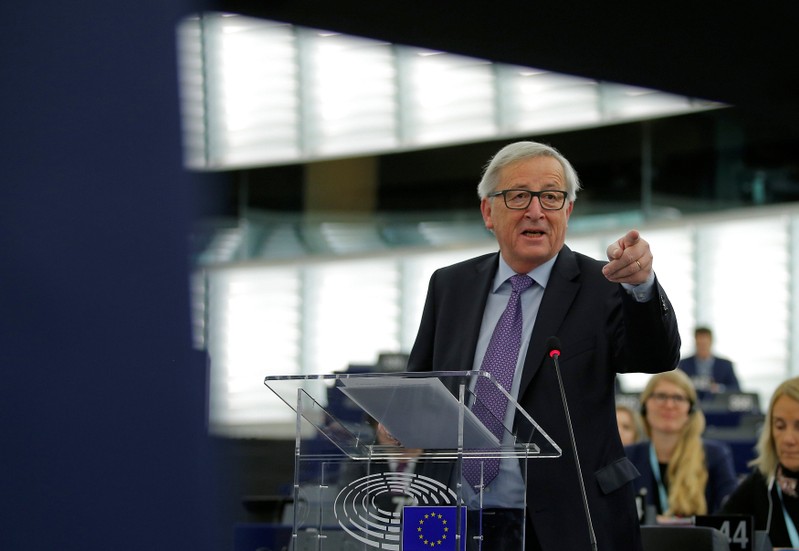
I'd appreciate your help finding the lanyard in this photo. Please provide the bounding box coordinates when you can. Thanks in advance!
[648,444,669,513]
[777,485,799,548]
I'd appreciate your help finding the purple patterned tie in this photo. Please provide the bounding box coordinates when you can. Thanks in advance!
[464,273,533,490]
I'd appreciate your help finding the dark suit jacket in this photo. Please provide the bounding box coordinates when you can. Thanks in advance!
[721,469,795,548]
[678,355,740,391]
[407,246,681,551]
[624,439,739,515]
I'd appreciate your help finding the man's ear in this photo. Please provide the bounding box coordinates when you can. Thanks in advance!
[480,197,494,230]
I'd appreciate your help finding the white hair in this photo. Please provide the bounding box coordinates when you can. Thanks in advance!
[476,141,581,201]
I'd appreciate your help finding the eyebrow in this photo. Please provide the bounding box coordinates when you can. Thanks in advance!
[502,184,565,190]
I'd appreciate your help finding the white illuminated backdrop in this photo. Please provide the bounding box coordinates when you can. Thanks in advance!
[498,67,602,133]
[402,50,496,145]
[201,206,799,436]
[177,12,720,170]
[305,259,402,375]
[303,31,398,156]
[201,16,300,167]
[206,264,302,433]
[696,217,791,404]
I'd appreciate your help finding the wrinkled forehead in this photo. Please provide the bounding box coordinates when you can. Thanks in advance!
[498,156,566,185]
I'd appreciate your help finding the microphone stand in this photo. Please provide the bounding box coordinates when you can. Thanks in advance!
[550,345,598,551]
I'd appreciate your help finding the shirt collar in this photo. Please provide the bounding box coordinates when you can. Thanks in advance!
[493,253,558,293]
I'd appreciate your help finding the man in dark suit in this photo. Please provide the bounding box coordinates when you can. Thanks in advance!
[406,141,681,551]
[679,326,740,394]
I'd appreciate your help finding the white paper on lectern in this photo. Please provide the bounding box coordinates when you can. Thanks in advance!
[338,376,500,449]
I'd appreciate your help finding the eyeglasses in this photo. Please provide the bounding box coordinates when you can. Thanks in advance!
[487,189,568,210]
[649,392,691,406]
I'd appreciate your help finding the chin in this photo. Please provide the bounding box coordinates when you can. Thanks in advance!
[516,244,553,262]
[780,459,799,471]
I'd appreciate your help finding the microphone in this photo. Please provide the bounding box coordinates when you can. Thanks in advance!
[547,337,598,551]
[634,487,647,523]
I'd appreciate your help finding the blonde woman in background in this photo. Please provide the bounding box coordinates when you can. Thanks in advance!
[616,403,645,446]
[624,369,738,519]
[721,376,799,549]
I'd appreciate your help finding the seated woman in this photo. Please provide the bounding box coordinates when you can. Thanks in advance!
[616,403,645,446]
[721,376,799,548]
[625,369,738,520]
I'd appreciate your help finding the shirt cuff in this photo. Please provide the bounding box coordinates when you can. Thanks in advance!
[621,271,656,302]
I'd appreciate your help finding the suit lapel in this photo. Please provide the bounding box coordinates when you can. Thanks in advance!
[519,246,581,397]
[457,253,499,371]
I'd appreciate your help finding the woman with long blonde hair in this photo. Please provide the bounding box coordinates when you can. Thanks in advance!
[722,376,799,548]
[624,369,738,518]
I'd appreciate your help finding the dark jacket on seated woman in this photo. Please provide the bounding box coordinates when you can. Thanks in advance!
[722,466,799,549]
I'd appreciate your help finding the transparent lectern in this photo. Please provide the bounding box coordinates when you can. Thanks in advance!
[264,371,561,551]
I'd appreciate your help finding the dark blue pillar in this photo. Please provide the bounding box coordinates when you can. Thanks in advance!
[0,2,217,550]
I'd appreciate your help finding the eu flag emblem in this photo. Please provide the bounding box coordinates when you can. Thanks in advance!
[401,506,466,551]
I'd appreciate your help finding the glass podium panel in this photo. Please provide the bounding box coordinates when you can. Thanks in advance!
[264,371,561,551]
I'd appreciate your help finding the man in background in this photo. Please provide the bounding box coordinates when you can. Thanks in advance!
[679,326,740,394]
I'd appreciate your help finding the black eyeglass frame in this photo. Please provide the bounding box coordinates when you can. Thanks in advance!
[648,392,692,406]
[486,189,569,211]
